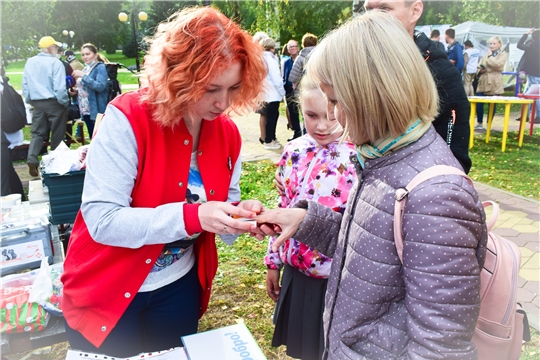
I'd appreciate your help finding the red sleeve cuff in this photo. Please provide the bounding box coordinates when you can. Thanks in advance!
[183,203,203,235]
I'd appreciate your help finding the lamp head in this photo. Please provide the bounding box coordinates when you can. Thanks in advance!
[138,11,148,21]
[118,12,128,22]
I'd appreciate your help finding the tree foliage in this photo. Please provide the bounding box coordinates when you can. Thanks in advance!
[2,0,538,62]
[213,0,351,48]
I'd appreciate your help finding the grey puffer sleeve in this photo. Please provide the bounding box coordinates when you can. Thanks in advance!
[292,200,342,256]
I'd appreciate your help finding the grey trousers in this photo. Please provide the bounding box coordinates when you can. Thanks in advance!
[27,99,67,165]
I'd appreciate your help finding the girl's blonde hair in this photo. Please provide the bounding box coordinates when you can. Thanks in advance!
[297,74,320,105]
[307,11,438,144]
[141,7,266,127]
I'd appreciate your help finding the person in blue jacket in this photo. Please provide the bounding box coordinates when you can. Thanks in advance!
[445,28,464,74]
[71,43,108,139]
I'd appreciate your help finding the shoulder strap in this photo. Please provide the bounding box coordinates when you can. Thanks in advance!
[393,165,472,262]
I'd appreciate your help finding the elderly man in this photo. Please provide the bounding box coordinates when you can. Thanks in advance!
[282,40,302,140]
[363,0,471,173]
[22,36,69,177]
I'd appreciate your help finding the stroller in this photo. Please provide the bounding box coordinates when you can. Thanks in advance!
[106,62,137,103]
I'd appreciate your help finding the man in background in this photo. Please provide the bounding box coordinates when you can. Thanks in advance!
[430,29,445,51]
[363,0,471,173]
[445,28,465,74]
[463,40,480,96]
[22,36,69,177]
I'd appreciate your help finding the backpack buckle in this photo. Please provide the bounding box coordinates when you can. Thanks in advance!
[395,188,409,201]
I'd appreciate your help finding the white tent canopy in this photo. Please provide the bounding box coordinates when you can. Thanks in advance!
[453,21,530,68]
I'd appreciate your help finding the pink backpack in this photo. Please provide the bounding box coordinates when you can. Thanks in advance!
[393,165,528,359]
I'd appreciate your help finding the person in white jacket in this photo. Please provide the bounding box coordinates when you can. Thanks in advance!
[463,40,480,96]
[258,37,285,150]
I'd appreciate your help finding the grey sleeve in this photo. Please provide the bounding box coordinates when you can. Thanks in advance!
[53,62,69,107]
[292,200,342,256]
[81,105,190,248]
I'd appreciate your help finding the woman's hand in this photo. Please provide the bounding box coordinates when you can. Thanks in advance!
[526,28,535,35]
[198,200,261,235]
[256,208,307,252]
[266,269,281,302]
[72,70,83,79]
[68,88,78,96]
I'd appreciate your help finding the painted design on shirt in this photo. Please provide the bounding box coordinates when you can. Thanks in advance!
[151,153,206,273]
[264,135,356,278]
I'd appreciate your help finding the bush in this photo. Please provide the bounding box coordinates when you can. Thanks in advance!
[122,38,138,58]
[105,43,117,55]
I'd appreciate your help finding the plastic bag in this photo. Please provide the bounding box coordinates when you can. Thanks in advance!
[0,260,52,333]
[41,142,82,175]
[28,258,64,316]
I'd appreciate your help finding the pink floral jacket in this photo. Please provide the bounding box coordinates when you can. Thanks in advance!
[264,135,356,278]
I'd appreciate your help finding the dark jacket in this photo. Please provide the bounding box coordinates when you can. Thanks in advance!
[293,127,488,359]
[517,33,540,77]
[282,56,294,88]
[415,31,471,174]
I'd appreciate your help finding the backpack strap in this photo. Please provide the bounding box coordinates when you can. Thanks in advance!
[393,165,472,262]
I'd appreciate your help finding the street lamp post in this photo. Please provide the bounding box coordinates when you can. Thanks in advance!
[62,30,75,49]
[118,10,147,73]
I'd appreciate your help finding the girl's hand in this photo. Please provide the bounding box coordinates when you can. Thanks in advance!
[198,201,260,235]
[274,170,285,196]
[256,208,307,252]
[72,70,83,78]
[266,269,281,302]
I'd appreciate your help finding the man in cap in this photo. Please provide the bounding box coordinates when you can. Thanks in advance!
[22,36,69,177]
[64,50,84,71]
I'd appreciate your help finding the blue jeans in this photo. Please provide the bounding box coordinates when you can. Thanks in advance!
[82,114,95,139]
[476,92,497,125]
[65,264,201,357]
[525,75,540,119]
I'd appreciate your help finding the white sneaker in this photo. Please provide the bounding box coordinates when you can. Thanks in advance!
[263,140,281,150]
[474,124,483,130]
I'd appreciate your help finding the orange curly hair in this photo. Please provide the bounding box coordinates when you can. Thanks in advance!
[141,7,266,127]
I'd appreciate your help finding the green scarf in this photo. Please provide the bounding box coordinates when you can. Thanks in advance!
[355,120,432,168]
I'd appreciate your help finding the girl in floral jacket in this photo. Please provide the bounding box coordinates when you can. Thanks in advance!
[264,75,356,360]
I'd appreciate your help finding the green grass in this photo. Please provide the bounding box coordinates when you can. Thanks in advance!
[4,52,140,91]
[469,127,540,200]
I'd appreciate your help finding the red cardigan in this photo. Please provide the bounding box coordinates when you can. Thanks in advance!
[61,90,241,348]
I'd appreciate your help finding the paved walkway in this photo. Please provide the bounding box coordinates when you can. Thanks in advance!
[14,110,539,330]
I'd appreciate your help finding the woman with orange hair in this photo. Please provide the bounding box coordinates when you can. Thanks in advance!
[61,7,266,357]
